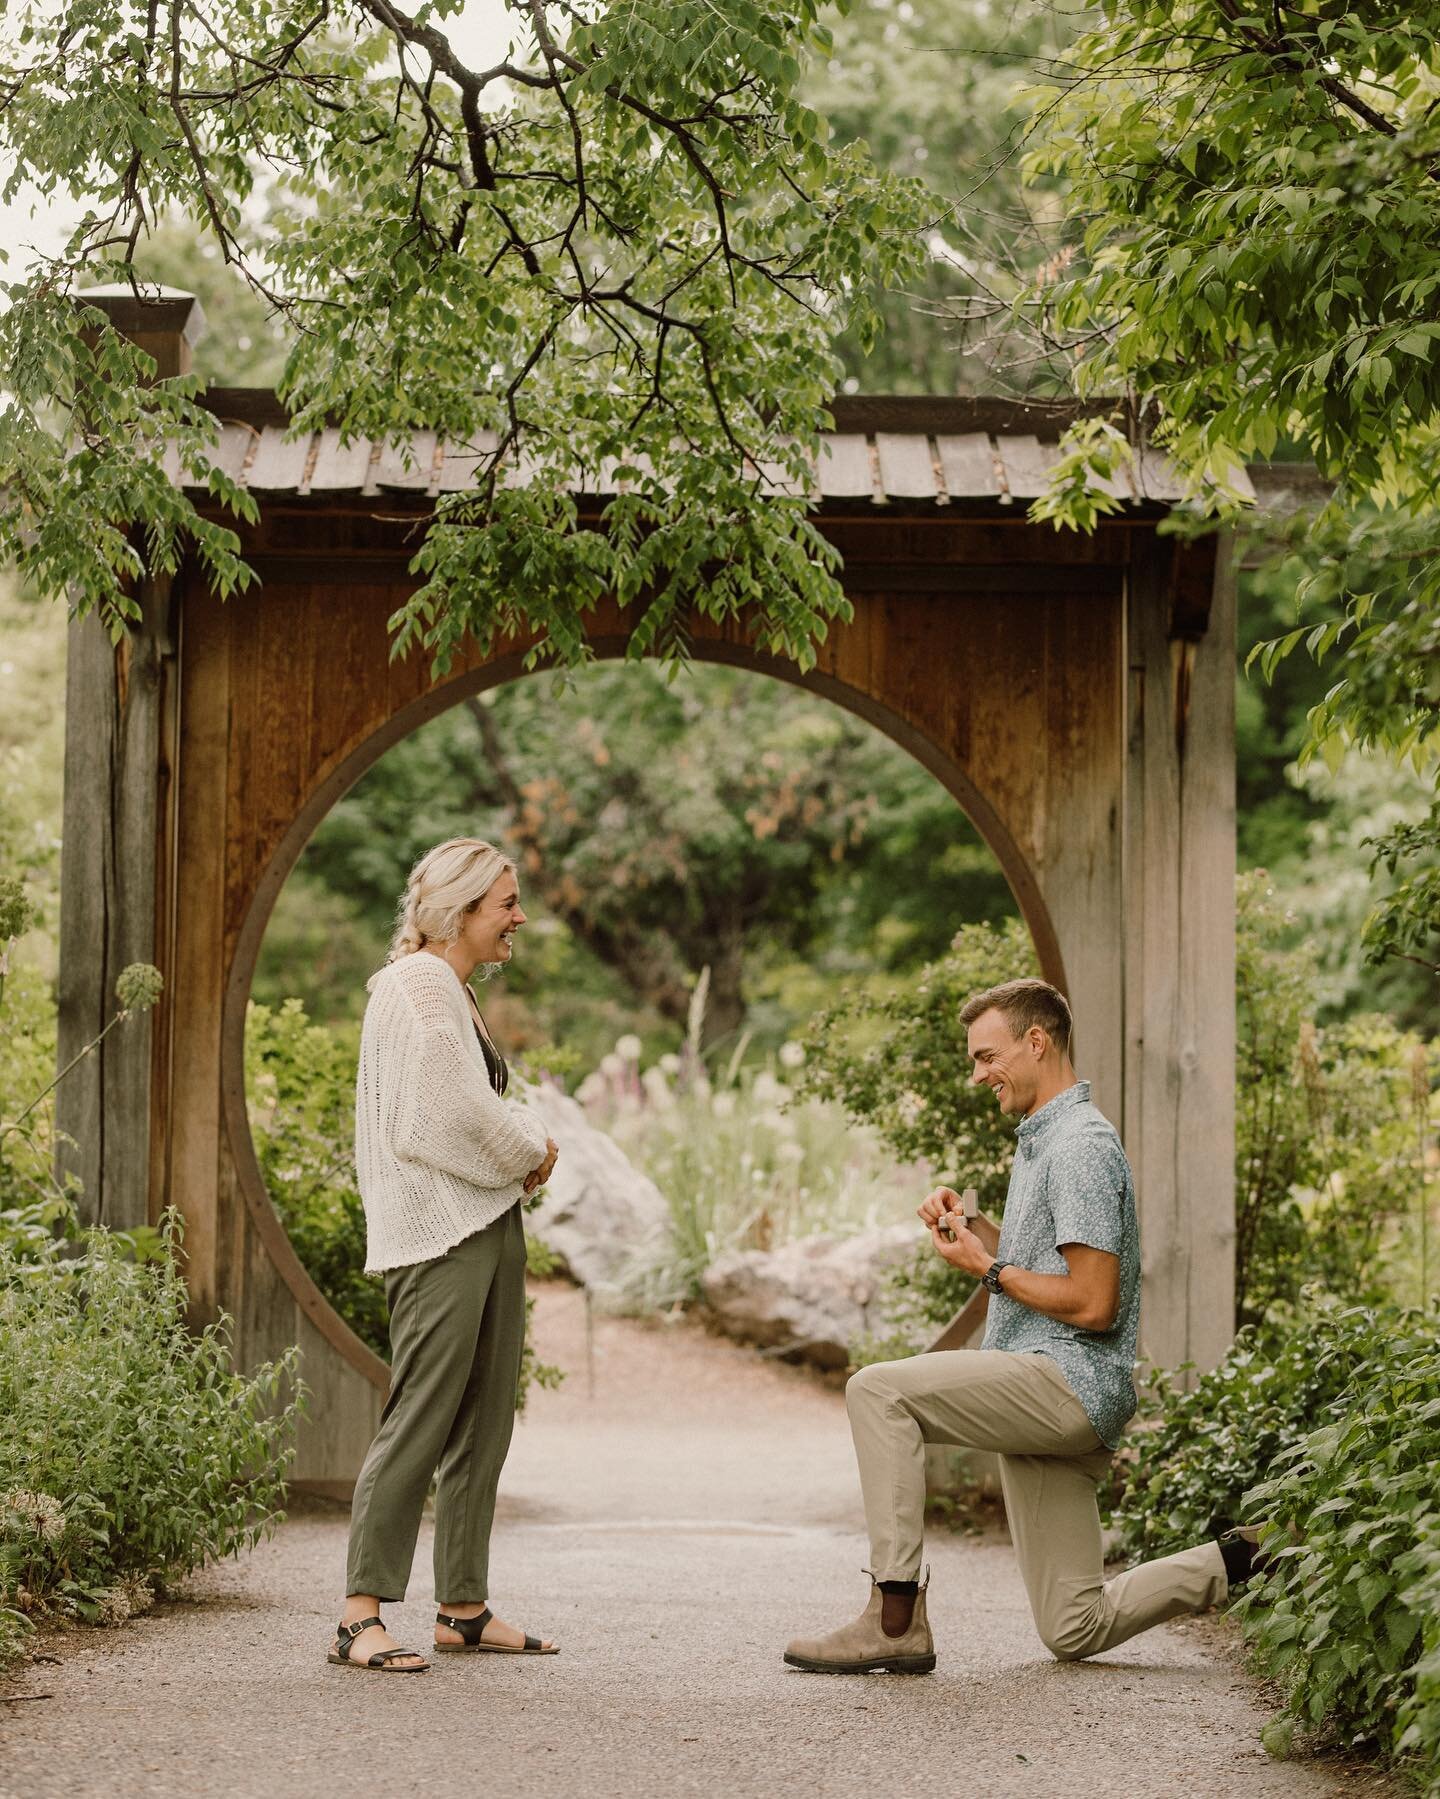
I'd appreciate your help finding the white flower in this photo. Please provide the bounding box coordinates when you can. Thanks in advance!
[599,1052,625,1079]
[752,1071,782,1105]
[575,1072,608,1109]
[93,1587,133,1628]
[615,1033,643,1062]
[711,1091,736,1118]
[777,1140,806,1164]
[898,1089,928,1125]
[1,1489,66,1545]
[641,1067,674,1111]
[778,1040,806,1070]
[659,1053,681,1075]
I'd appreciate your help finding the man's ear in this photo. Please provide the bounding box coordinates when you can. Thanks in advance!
[1029,1026,1048,1059]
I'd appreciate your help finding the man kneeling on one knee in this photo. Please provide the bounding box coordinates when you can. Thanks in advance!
[785,977,1263,1675]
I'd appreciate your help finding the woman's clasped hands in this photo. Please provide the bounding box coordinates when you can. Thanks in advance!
[523,1137,560,1195]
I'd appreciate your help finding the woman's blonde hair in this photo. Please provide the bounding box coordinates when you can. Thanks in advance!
[387,838,516,962]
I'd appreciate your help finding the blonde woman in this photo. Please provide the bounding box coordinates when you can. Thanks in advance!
[328,839,561,1673]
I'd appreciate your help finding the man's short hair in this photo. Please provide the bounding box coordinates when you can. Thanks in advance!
[959,978,1073,1057]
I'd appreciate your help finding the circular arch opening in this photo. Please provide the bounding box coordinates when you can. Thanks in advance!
[221,642,1066,1388]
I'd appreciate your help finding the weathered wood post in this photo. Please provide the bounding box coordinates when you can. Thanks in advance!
[55,288,205,1229]
[1123,533,1238,1374]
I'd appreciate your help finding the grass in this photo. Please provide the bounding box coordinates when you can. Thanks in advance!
[576,1029,928,1309]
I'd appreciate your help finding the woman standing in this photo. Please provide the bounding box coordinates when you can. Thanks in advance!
[329,839,561,1673]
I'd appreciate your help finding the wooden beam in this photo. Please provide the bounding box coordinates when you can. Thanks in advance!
[233,552,1125,596]
[55,582,176,1228]
[1123,535,1237,1374]
[1168,535,1220,641]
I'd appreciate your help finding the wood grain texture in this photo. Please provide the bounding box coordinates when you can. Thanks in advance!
[1123,536,1237,1375]
[56,588,172,1231]
[96,494,1233,1484]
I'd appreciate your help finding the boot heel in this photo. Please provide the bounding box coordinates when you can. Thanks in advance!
[886,1653,937,1675]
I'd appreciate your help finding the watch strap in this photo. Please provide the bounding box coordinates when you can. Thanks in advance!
[983,1259,1011,1294]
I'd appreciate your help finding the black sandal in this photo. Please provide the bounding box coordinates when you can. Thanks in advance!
[434,1608,558,1655]
[327,1616,430,1672]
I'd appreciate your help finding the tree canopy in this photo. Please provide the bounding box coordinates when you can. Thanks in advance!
[1021,0,1440,979]
[271,662,1013,1049]
[0,0,926,666]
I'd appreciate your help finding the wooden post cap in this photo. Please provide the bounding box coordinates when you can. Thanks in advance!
[76,284,208,379]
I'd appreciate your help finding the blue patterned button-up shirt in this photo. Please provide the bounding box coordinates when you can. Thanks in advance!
[980,1081,1140,1449]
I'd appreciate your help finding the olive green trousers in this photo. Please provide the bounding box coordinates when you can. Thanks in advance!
[847,1349,1229,1661]
[346,1203,527,1603]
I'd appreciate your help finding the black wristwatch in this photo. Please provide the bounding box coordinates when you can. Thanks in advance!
[982,1259,1011,1295]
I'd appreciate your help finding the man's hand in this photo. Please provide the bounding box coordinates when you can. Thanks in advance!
[928,1216,992,1277]
[523,1136,560,1194]
[916,1186,961,1231]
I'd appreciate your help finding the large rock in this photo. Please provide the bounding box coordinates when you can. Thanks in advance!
[519,1083,673,1295]
[700,1224,919,1370]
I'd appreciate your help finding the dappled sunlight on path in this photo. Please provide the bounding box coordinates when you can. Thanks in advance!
[0,1285,1365,1799]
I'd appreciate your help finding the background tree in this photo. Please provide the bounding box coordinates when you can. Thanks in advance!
[262,662,1015,1051]
[1018,0,1440,996]
[803,0,1076,395]
[0,0,927,665]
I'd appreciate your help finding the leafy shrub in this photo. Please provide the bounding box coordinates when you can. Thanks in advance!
[1104,1303,1381,1563]
[1235,874,1427,1322]
[1239,1305,1440,1786]
[0,1208,301,1669]
[244,997,562,1407]
[794,918,1032,1355]
[793,916,1034,1190]
[1107,1299,1440,1789]
[0,960,71,1212]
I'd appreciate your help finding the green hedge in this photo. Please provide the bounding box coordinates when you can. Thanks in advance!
[0,1208,300,1670]
[1109,1300,1440,1788]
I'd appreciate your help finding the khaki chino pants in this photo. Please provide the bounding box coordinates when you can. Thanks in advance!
[847,1349,1228,1661]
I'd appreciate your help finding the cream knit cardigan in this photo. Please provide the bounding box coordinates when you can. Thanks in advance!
[354,951,550,1272]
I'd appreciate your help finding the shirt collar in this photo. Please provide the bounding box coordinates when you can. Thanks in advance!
[1015,1080,1090,1159]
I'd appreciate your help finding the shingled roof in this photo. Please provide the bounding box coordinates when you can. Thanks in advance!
[178,391,1250,510]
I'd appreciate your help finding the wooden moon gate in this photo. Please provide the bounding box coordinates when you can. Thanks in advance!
[57,293,1237,1491]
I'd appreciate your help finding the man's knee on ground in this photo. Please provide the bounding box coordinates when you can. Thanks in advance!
[1037,1605,1106,1664]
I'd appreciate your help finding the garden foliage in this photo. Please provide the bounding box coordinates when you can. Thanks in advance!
[581,1017,921,1308]
[1233,873,1429,1321]
[1,0,927,671]
[0,899,302,1673]
[1025,0,1440,982]
[0,1204,300,1671]
[1108,1301,1440,1788]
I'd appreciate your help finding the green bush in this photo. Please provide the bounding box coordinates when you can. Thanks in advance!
[1235,874,1426,1322]
[1241,1305,1440,1786]
[1104,1303,1380,1563]
[0,1208,301,1670]
[244,997,562,1408]
[793,915,1034,1190]
[1107,1299,1440,1789]
[793,918,1033,1348]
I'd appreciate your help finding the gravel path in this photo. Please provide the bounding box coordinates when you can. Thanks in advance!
[0,1285,1363,1799]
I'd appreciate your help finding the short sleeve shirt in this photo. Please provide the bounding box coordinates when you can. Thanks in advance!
[980,1081,1141,1448]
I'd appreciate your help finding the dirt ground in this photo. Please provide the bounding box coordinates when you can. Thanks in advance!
[0,1285,1388,1799]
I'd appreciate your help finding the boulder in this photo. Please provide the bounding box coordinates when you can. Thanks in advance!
[518,1082,673,1295]
[700,1223,919,1369]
